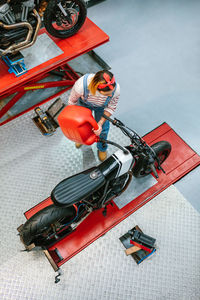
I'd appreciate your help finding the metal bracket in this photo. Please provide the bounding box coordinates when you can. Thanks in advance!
[55,268,63,284]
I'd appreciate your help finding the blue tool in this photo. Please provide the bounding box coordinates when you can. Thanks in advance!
[2,52,27,77]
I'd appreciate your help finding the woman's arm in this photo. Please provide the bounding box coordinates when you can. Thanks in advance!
[93,111,111,136]
[68,77,84,105]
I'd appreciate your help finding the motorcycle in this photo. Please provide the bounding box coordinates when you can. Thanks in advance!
[0,0,87,57]
[19,106,171,249]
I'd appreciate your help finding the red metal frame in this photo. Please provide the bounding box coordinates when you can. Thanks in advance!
[0,64,79,125]
[24,122,200,269]
[0,18,109,125]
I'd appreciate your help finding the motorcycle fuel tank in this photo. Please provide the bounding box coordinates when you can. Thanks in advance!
[112,149,134,177]
[98,149,134,180]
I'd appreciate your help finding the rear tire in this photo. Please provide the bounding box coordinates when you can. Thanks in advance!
[21,204,76,246]
[133,141,171,178]
[44,0,87,39]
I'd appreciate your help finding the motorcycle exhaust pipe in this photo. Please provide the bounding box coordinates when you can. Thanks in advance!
[21,9,42,50]
[0,21,33,56]
[0,9,41,57]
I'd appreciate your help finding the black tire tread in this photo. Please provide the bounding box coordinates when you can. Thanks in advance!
[21,204,76,246]
[133,141,171,178]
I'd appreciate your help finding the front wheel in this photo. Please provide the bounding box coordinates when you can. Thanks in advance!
[20,204,77,247]
[44,0,87,39]
[132,141,171,178]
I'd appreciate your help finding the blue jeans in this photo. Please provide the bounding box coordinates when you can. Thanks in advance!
[78,99,110,152]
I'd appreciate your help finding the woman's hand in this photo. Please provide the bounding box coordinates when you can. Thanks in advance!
[93,112,111,136]
[93,122,103,136]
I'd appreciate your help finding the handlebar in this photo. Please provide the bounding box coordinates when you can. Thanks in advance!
[102,114,143,146]
[103,114,124,127]
[102,114,166,177]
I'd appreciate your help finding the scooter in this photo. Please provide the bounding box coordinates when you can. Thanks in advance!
[19,106,171,249]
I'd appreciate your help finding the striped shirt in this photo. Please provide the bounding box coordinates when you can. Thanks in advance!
[68,74,120,115]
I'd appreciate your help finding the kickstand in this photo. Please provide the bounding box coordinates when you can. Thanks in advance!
[55,268,63,283]
[102,201,114,217]
[102,206,107,217]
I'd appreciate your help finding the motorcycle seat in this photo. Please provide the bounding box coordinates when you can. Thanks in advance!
[51,167,106,207]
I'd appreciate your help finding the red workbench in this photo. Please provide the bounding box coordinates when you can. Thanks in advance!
[0,18,109,125]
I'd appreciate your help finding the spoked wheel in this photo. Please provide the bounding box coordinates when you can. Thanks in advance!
[44,0,87,38]
[20,204,77,247]
[132,141,171,178]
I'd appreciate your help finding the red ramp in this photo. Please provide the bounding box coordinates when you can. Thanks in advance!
[24,123,200,270]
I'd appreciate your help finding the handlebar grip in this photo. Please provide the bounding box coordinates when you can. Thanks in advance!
[102,114,118,126]
[102,113,114,123]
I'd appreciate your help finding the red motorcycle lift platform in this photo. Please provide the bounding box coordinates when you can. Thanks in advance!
[0,17,109,125]
[23,122,200,271]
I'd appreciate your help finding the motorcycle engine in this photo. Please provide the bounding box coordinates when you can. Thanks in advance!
[0,0,35,24]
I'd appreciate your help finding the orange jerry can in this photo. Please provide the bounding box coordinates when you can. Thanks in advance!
[57,105,99,145]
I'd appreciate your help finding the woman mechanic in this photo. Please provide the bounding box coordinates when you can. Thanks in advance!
[68,70,120,162]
